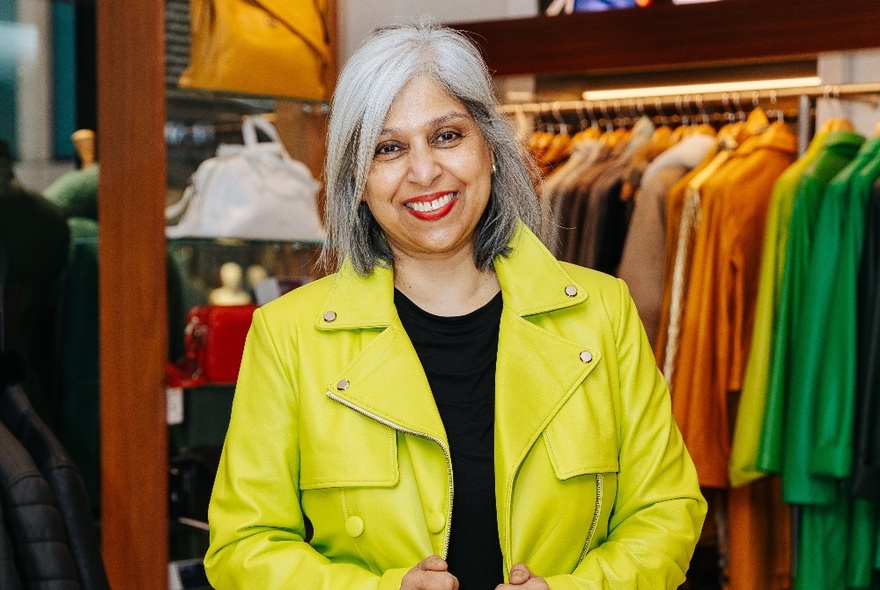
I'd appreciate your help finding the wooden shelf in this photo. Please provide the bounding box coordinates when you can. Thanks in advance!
[450,0,880,77]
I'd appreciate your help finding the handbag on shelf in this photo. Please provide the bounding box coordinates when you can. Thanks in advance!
[165,115,325,242]
[178,0,330,100]
[167,304,258,388]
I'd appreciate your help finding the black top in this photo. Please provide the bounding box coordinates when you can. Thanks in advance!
[394,288,504,588]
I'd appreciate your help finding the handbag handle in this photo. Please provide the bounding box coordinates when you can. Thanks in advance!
[241,115,283,147]
[166,189,193,220]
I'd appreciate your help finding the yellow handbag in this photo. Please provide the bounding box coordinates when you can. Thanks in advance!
[179,0,330,100]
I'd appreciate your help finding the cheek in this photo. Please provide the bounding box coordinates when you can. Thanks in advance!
[362,162,406,202]
[362,168,395,204]
[450,148,493,181]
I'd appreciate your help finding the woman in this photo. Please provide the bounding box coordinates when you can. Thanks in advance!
[205,23,706,590]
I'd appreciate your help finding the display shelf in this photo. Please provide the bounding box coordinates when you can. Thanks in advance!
[167,239,325,311]
[451,0,880,78]
[166,88,330,193]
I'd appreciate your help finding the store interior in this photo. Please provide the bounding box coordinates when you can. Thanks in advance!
[2,0,880,588]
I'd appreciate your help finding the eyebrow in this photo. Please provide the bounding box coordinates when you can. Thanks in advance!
[378,111,470,137]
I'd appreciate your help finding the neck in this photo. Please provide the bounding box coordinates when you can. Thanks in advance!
[393,249,500,317]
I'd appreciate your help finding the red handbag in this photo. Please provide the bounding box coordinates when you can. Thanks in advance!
[168,304,258,388]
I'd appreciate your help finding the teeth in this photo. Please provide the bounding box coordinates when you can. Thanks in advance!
[407,193,455,212]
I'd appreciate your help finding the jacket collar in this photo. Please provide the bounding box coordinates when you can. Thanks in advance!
[315,221,587,330]
[318,222,603,499]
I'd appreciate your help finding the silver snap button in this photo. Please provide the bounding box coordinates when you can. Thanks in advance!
[579,350,593,363]
[323,310,337,322]
[564,285,578,297]
[336,379,350,391]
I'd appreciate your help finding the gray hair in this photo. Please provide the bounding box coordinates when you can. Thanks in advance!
[320,21,543,275]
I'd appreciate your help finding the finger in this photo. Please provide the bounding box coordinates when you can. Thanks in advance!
[418,554,449,572]
[508,563,532,583]
[421,571,458,590]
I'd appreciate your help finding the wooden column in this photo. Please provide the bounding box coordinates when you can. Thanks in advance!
[97,1,168,587]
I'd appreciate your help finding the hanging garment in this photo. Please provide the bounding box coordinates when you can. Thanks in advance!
[618,125,675,204]
[658,111,767,383]
[795,137,880,590]
[669,119,798,489]
[796,498,851,590]
[654,140,721,367]
[794,492,878,590]
[558,141,622,263]
[544,136,605,257]
[617,132,715,347]
[757,130,865,479]
[668,120,798,590]
[845,498,879,590]
[0,144,70,429]
[772,134,874,503]
[853,178,880,502]
[807,137,880,480]
[727,476,792,590]
[577,116,655,271]
[728,130,831,488]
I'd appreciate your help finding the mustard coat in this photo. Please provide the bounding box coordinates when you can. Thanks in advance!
[205,223,706,589]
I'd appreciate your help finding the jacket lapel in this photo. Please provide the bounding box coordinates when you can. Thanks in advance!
[317,261,447,444]
[316,222,605,466]
[493,224,603,487]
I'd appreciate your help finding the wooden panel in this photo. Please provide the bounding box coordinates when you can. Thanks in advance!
[451,0,880,76]
[96,0,168,587]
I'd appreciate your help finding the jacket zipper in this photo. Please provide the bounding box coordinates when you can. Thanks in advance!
[576,473,603,568]
[326,392,455,559]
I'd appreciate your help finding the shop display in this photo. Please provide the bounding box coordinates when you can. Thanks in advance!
[170,304,258,388]
[91,0,880,590]
[178,0,330,100]
[165,115,325,242]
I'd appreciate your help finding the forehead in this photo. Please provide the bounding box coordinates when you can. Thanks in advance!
[379,75,471,132]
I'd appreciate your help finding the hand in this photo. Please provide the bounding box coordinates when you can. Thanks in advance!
[400,555,459,590]
[496,563,549,589]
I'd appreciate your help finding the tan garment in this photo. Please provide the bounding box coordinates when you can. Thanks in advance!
[617,132,716,347]
[670,118,797,489]
[655,112,767,367]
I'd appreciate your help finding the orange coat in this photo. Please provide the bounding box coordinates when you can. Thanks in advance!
[670,121,797,590]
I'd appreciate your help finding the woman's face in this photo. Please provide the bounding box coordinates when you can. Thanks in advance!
[362,75,494,265]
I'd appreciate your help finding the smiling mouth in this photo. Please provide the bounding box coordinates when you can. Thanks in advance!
[404,192,456,212]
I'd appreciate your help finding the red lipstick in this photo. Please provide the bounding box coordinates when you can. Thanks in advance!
[404,191,457,221]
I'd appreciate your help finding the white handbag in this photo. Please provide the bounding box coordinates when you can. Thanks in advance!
[166,115,325,242]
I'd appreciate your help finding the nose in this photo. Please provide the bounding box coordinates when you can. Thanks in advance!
[406,144,442,187]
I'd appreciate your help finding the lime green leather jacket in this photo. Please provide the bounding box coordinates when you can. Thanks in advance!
[205,223,706,589]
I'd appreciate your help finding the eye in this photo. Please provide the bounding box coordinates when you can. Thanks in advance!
[434,129,463,145]
[374,142,403,158]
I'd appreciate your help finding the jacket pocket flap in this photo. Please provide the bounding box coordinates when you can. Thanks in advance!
[543,388,619,479]
[299,411,398,490]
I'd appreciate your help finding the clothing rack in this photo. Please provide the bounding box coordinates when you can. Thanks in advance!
[499,83,880,115]
[502,82,880,156]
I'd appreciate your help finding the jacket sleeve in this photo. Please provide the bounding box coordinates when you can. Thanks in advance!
[203,308,409,590]
[547,278,707,590]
